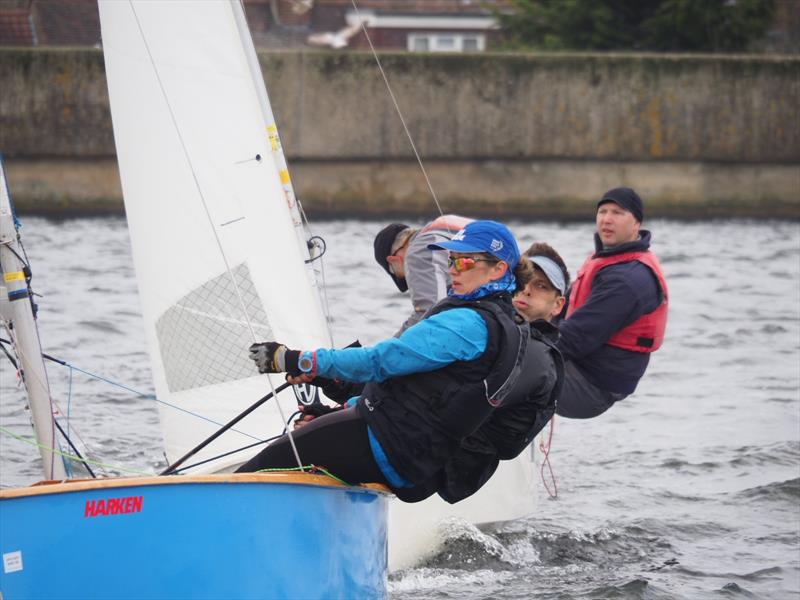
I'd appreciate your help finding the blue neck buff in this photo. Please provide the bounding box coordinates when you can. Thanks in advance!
[450,270,517,301]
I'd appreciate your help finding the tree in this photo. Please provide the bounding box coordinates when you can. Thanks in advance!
[497,0,776,52]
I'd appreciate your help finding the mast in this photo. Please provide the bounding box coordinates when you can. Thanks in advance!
[0,159,67,480]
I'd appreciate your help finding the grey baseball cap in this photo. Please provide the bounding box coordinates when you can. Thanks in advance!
[530,255,566,295]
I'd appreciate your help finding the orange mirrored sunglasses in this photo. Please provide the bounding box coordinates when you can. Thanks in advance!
[447,256,498,273]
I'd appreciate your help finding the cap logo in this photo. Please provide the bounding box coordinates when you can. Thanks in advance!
[452,230,466,241]
[490,239,503,252]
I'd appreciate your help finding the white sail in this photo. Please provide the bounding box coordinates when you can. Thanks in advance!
[98,0,330,471]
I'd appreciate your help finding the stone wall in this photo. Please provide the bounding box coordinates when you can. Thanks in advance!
[1,48,798,217]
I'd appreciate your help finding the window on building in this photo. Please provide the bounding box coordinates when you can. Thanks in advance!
[411,36,429,51]
[462,37,480,51]
[407,33,486,53]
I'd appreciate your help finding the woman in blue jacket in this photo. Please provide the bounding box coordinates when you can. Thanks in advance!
[236,220,533,499]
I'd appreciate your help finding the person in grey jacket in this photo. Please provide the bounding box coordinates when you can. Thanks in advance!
[374,215,473,332]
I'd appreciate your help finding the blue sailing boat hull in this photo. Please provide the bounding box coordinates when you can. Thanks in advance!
[0,474,388,599]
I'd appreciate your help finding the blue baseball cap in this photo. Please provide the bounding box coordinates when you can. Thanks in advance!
[428,220,520,267]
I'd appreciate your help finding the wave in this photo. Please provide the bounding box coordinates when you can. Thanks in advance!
[582,578,677,600]
[736,478,800,502]
[415,517,677,575]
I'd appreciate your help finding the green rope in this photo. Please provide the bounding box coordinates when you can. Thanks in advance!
[0,425,152,477]
[255,465,352,487]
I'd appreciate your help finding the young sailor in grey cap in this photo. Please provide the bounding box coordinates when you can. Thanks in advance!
[513,242,570,324]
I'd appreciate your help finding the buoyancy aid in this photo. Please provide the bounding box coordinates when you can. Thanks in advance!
[437,319,564,504]
[567,250,668,353]
[357,293,526,484]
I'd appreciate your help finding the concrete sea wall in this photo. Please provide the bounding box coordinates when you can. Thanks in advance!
[1,48,798,218]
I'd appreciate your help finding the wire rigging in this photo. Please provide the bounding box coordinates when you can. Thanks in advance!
[350,0,444,219]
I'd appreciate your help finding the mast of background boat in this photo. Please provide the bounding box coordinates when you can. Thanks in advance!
[0,160,67,480]
[231,2,328,325]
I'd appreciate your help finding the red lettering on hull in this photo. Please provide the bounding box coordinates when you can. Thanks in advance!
[84,495,143,518]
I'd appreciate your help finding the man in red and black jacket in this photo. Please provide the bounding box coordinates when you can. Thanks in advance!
[557,187,668,419]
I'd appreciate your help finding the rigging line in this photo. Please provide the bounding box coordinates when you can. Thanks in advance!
[0,320,60,476]
[171,408,299,474]
[0,239,30,270]
[538,416,558,499]
[129,0,304,471]
[171,434,278,474]
[0,334,18,369]
[295,200,335,347]
[0,336,261,442]
[52,418,97,478]
[160,380,292,475]
[2,323,103,475]
[0,425,152,477]
[63,365,87,477]
[349,0,444,218]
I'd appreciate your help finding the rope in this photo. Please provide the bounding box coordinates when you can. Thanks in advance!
[538,416,558,498]
[64,365,75,477]
[350,0,444,218]
[0,425,152,477]
[0,337,262,443]
[255,464,352,487]
[1,319,61,477]
[170,435,279,474]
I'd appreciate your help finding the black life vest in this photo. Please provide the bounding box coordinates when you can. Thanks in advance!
[357,293,526,485]
[437,319,565,504]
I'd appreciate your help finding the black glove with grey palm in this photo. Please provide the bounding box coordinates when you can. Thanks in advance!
[248,342,303,376]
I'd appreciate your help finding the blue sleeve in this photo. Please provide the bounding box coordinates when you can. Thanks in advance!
[558,262,659,361]
[313,308,488,382]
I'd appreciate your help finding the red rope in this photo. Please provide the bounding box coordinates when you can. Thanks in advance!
[538,415,558,498]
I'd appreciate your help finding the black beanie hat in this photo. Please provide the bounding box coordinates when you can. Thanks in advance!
[597,187,644,223]
[374,223,410,292]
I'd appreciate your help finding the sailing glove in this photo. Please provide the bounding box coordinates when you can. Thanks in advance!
[249,342,303,376]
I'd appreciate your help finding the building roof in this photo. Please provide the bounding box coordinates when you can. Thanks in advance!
[0,9,35,46]
[312,0,510,12]
[33,0,100,46]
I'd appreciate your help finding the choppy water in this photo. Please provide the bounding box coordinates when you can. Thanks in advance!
[1,217,798,599]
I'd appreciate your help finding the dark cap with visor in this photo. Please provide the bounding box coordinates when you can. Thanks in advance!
[374,223,410,292]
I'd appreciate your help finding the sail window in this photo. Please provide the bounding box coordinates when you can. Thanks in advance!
[155,263,273,393]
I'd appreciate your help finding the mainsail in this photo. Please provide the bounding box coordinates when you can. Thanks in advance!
[99,0,330,471]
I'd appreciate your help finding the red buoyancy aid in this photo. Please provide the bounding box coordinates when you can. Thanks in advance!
[566,250,668,353]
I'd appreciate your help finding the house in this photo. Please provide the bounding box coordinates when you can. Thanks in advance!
[1,0,509,51]
[302,0,512,52]
[0,0,100,47]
